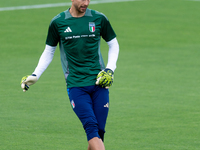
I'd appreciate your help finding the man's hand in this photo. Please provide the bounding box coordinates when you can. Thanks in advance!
[96,68,114,89]
[20,74,37,92]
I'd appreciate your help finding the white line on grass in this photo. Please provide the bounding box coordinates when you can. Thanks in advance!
[0,0,138,12]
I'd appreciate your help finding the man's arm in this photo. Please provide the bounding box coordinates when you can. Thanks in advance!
[20,45,56,92]
[106,37,119,72]
[32,45,57,79]
[96,38,119,88]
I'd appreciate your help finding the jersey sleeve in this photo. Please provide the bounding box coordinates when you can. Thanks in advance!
[46,18,60,46]
[100,15,116,42]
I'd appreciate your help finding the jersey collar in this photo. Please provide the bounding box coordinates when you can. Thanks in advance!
[65,8,92,19]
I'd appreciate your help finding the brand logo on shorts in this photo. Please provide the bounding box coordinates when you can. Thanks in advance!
[89,22,95,32]
[104,103,109,108]
[71,100,75,109]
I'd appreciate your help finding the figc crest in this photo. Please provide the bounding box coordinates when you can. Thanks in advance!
[89,22,95,32]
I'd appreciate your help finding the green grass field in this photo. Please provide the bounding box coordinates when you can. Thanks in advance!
[1,0,200,149]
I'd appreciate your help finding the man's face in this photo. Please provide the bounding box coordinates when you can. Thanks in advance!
[72,0,90,13]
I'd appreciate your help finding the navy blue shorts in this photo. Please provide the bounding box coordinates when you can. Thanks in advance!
[67,85,109,141]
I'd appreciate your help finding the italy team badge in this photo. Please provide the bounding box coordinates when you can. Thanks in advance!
[89,22,95,32]
[71,100,75,109]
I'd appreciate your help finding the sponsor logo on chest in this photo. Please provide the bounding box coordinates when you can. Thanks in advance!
[64,22,96,40]
[64,27,72,33]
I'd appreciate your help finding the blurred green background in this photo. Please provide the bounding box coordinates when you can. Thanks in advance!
[1,0,200,149]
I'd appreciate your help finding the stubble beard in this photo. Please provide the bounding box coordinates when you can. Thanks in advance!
[74,4,87,14]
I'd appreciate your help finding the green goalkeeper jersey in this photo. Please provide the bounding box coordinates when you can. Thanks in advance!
[46,8,116,88]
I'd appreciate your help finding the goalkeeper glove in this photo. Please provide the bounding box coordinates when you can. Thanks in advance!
[20,74,37,92]
[96,68,114,89]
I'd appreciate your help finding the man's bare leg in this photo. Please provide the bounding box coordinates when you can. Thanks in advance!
[87,137,105,150]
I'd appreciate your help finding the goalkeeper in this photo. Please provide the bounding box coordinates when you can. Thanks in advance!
[21,0,119,149]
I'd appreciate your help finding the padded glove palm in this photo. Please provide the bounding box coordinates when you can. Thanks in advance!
[96,68,114,89]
